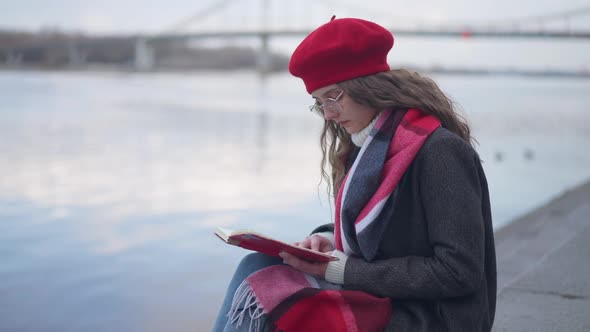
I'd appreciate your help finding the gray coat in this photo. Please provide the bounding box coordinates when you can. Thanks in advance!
[313,128,496,332]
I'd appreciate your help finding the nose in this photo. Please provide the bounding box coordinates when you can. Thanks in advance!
[323,108,339,121]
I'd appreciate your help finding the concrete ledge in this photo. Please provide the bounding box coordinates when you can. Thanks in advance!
[493,180,590,331]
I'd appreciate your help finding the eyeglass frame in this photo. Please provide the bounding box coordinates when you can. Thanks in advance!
[308,89,344,117]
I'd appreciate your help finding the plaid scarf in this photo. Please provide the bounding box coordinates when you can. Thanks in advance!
[227,109,440,332]
[228,265,392,332]
[335,109,441,260]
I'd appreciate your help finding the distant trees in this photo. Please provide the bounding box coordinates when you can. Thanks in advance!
[0,29,289,71]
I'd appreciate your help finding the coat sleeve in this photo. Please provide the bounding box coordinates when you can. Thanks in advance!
[310,223,335,235]
[344,135,487,299]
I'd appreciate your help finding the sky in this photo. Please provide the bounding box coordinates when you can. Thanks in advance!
[2,0,590,34]
[1,0,589,70]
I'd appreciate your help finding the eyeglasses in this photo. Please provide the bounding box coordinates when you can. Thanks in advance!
[309,90,344,117]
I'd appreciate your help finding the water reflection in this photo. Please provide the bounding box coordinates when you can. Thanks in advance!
[1,108,320,214]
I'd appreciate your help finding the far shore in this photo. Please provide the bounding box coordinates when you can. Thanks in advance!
[2,64,590,79]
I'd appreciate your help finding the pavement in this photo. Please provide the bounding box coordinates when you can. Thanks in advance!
[492,180,590,332]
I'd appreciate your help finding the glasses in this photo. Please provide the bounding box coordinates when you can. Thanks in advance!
[309,90,344,117]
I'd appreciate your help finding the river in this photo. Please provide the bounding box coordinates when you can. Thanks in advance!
[1,70,589,331]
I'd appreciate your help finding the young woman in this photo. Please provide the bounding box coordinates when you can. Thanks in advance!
[213,17,496,332]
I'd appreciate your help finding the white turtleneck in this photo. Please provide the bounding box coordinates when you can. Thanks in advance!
[351,112,381,147]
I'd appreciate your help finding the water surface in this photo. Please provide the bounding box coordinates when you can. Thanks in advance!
[1,70,589,331]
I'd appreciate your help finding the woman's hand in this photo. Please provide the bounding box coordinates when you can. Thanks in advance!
[281,234,334,278]
[279,252,330,279]
[293,234,334,253]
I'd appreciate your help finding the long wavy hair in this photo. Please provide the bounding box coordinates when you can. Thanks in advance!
[320,69,474,197]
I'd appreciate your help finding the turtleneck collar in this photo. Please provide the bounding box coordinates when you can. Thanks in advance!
[351,112,381,147]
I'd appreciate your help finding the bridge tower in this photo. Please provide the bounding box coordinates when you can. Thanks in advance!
[134,37,155,71]
[256,0,271,75]
[67,41,85,67]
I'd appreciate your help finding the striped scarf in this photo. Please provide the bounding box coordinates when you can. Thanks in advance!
[335,109,441,260]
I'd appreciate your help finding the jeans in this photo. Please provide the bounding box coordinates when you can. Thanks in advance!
[212,253,283,332]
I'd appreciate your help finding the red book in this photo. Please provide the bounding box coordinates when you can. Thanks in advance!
[214,227,338,263]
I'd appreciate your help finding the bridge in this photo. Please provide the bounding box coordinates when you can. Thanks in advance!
[2,0,590,73]
[137,0,590,72]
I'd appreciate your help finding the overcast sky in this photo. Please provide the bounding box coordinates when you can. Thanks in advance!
[2,0,589,34]
[1,0,589,69]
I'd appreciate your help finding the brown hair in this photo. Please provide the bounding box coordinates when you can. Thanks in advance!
[319,69,474,197]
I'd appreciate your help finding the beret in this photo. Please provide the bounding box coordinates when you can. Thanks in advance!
[289,17,394,94]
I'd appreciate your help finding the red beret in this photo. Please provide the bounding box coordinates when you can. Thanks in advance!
[289,17,394,94]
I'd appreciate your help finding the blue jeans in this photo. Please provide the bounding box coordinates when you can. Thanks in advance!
[212,253,283,332]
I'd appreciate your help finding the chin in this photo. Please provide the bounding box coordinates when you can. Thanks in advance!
[346,127,359,134]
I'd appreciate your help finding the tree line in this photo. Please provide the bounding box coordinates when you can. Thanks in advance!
[0,29,289,71]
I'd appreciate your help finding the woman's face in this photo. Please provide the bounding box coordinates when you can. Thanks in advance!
[311,84,378,134]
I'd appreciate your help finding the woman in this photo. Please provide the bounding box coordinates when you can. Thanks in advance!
[213,16,496,332]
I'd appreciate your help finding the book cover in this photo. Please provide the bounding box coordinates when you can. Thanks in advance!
[214,227,338,263]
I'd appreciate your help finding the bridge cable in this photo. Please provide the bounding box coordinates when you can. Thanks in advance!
[314,0,590,28]
[161,0,240,33]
